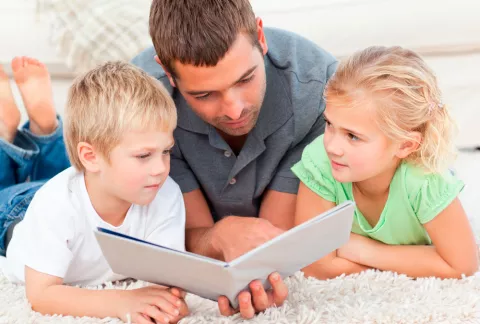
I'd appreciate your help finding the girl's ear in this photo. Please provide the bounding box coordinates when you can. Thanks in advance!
[396,131,422,159]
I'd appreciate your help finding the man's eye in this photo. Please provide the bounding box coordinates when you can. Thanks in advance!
[239,75,254,84]
[195,93,211,100]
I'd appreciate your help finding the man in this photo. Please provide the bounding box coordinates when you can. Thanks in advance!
[132,0,337,318]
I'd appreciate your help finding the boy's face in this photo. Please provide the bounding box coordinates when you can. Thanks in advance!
[322,99,401,184]
[98,129,175,206]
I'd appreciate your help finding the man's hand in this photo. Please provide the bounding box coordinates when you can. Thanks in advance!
[212,216,285,262]
[217,272,288,319]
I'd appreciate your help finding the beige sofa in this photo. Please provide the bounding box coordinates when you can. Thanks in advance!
[251,0,480,148]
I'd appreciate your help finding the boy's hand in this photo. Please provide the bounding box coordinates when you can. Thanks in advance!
[116,286,189,324]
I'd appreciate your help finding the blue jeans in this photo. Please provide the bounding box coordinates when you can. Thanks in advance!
[0,118,70,256]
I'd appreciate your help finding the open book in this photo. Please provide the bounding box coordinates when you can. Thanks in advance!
[94,201,354,308]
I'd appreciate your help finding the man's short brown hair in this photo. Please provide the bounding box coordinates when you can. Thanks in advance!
[149,0,260,76]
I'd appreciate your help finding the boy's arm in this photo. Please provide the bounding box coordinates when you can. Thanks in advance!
[26,267,121,318]
[295,182,370,279]
[339,198,479,278]
[25,267,185,323]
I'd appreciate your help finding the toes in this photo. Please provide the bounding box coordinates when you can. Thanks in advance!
[11,56,24,73]
[23,57,44,68]
[0,65,8,79]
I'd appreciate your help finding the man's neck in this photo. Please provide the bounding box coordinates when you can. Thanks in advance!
[84,172,131,227]
[218,131,248,156]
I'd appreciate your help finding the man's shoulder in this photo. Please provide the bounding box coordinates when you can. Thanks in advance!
[264,27,337,83]
[131,47,173,92]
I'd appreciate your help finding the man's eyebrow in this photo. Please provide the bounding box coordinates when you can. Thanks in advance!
[185,65,257,96]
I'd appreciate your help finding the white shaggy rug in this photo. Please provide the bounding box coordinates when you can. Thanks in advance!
[2,174,480,324]
[1,266,479,324]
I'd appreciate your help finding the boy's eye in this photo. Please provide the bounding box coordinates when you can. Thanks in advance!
[162,149,173,155]
[136,153,151,159]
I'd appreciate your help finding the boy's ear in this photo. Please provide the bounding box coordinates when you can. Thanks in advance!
[154,55,176,88]
[396,131,422,159]
[77,142,101,173]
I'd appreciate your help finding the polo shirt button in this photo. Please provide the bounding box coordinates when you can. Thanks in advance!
[224,151,232,157]
[229,178,237,185]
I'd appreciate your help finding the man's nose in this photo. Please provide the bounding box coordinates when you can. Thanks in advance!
[221,90,243,120]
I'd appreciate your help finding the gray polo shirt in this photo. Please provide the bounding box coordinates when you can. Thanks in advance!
[132,27,337,221]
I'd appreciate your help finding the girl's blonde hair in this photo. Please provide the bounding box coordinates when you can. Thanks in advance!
[325,46,456,173]
[64,61,177,171]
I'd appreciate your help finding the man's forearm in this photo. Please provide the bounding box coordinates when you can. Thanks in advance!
[303,256,370,280]
[186,226,224,260]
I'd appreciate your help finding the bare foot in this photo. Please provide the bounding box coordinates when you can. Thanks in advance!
[12,56,57,136]
[0,65,20,142]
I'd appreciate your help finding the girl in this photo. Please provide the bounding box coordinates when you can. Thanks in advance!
[292,46,478,279]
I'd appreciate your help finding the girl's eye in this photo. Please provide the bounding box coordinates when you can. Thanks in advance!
[162,149,173,155]
[348,133,359,141]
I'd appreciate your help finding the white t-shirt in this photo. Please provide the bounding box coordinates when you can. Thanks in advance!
[4,167,185,286]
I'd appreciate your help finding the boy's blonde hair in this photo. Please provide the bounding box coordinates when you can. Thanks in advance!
[64,61,177,171]
[325,46,456,173]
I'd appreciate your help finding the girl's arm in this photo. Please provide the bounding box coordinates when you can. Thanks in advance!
[25,266,187,324]
[295,182,371,279]
[339,198,478,278]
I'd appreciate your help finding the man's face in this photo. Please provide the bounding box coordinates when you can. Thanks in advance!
[163,27,268,136]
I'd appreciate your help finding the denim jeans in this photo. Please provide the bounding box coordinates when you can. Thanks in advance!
[0,118,70,255]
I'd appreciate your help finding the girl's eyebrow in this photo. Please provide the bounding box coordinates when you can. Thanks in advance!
[323,112,366,138]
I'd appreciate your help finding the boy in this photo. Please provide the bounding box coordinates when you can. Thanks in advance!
[2,59,188,324]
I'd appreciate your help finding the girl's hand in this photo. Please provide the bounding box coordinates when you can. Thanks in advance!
[337,233,374,264]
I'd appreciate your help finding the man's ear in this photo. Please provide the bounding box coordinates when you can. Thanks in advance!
[255,17,268,55]
[395,132,422,159]
[77,142,101,173]
[154,55,176,88]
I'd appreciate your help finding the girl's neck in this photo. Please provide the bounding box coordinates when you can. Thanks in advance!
[353,162,399,198]
[84,172,131,227]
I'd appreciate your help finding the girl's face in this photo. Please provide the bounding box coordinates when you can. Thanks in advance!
[323,96,402,184]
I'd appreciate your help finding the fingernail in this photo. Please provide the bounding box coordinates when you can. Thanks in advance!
[164,317,170,323]
[176,300,181,306]
[174,309,180,316]
[272,273,279,281]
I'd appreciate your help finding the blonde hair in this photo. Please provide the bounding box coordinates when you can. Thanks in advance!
[64,61,177,171]
[325,46,456,173]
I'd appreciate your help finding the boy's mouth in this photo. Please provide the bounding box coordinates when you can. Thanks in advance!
[145,183,161,189]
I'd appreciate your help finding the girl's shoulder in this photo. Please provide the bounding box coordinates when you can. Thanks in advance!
[400,163,464,224]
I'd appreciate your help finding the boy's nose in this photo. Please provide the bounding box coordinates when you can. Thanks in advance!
[151,158,167,176]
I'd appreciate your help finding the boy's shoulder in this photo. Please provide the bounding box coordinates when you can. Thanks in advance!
[33,167,80,203]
